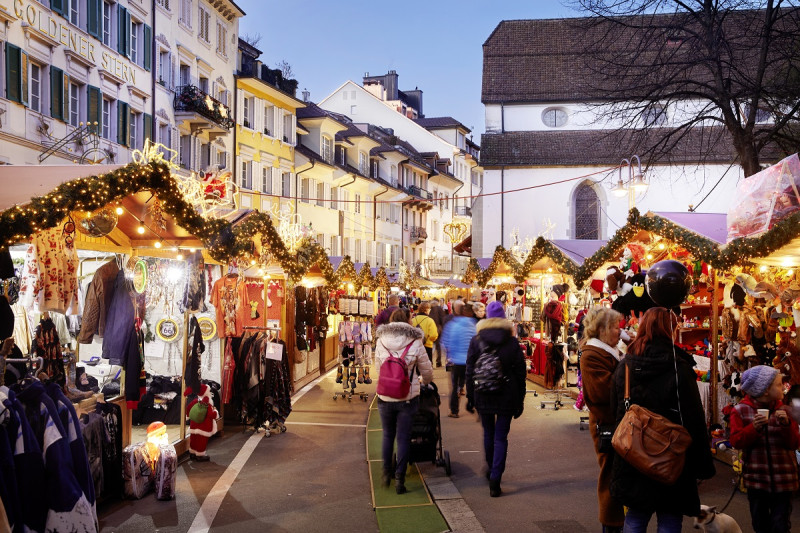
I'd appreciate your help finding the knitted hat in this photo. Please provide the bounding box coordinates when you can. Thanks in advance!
[486,301,505,319]
[740,365,779,398]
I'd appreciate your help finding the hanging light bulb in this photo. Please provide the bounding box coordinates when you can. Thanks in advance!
[154,240,162,249]
[115,206,124,215]
[137,223,146,235]
[176,253,184,261]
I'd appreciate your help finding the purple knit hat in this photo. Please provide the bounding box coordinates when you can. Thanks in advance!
[740,365,779,398]
[486,301,505,319]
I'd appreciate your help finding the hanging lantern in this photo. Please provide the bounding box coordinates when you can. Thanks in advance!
[73,207,118,238]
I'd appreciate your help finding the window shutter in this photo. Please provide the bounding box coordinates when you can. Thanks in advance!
[117,102,129,146]
[254,100,263,133]
[5,44,22,104]
[171,126,179,154]
[236,89,244,122]
[87,0,100,38]
[143,113,153,144]
[291,114,296,144]
[20,50,28,107]
[118,6,128,56]
[50,67,64,120]
[62,72,69,120]
[50,0,65,16]
[87,86,101,130]
[143,25,152,71]
[170,56,176,90]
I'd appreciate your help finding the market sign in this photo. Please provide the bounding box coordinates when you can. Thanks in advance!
[727,153,800,242]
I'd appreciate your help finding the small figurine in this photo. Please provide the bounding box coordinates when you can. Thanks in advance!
[185,384,219,462]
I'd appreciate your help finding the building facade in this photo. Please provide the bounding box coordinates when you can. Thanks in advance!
[476,18,766,258]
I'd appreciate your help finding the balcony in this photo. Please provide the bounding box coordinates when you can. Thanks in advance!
[410,226,428,244]
[403,185,434,211]
[454,206,472,217]
[407,185,432,200]
[173,85,235,136]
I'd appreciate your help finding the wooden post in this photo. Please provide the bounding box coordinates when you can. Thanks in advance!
[710,268,720,425]
[179,310,190,442]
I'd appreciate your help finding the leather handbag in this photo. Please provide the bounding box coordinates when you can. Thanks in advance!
[611,363,692,485]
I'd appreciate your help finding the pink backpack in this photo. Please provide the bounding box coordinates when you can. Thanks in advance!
[377,342,414,398]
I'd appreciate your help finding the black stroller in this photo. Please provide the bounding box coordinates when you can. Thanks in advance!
[408,382,451,475]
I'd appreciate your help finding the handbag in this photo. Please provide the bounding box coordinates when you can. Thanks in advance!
[596,424,615,454]
[611,361,692,485]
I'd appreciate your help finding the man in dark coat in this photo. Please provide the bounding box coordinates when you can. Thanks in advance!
[466,301,526,498]
[610,334,715,526]
[374,294,399,328]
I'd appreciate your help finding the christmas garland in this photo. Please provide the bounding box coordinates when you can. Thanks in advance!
[357,262,374,292]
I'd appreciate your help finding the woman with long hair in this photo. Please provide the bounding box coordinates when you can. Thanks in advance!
[578,307,624,533]
[610,307,715,532]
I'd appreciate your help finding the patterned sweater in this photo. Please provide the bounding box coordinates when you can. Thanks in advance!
[729,396,800,492]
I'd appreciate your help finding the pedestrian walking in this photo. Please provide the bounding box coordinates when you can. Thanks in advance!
[375,294,399,328]
[610,307,715,533]
[429,298,448,367]
[440,300,476,418]
[374,308,434,494]
[411,302,438,363]
[465,300,526,497]
[578,307,625,533]
[729,365,800,533]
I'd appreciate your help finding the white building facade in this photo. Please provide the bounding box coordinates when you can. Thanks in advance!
[477,18,753,259]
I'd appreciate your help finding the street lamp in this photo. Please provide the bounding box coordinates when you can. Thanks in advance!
[612,155,648,210]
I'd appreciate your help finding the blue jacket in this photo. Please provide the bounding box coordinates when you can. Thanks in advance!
[441,316,476,365]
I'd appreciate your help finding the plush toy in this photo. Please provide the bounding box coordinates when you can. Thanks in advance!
[605,266,625,294]
[709,424,731,454]
[619,244,644,279]
[185,384,219,461]
[611,272,656,320]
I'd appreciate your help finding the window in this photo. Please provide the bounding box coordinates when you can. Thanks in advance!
[29,63,42,113]
[391,205,400,223]
[264,105,274,135]
[242,97,252,128]
[240,160,252,189]
[341,190,350,212]
[68,0,81,27]
[329,236,339,257]
[156,0,170,8]
[432,220,438,241]
[300,178,311,203]
[179,64,191,87]
[371,159,379,179]
[129,111,138,149]
[390,245,398,268]
[158,50,170,85]
[198,6,210,42]
[180,134,192,168]
[336,145,346,165]
[358,152,368,175]
[316,182,325,207]
[574,182,600,239]
[281,172,291,197]
[321,136,333,163]
[216,20,227,56]
[130,21,140,64]
[642,105,667,127]
[354,239,362,262]
[199,76,209,93]
[158,122,170,147]
[69,82,82,127]
[101,97,111,139]
[743,103,771,124]
[330,187,338,210]
[179,0,191,27]
[262,166,272,193]
[283,113,293,143]
[200,143,210,169]
[354,193,361,214]
[542,107,568,128]
[102,2,113,47]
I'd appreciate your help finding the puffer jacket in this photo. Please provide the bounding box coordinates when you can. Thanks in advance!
[465,318,526,417]
[411,313,438,348]
[375,322,433,402]
[610,338,715,517]
[441,316,476,365]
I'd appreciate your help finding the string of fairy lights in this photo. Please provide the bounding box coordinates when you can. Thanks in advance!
[3,150,800,289]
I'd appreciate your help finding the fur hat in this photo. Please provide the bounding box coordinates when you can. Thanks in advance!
[486,301,506,319]
[740,365,779,398]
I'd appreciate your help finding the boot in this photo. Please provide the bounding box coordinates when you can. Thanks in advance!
[381,469,392,487]
[602,527,622,533]
[489,479,501,497]
[395,475,407,495]
[357,366,365,384]
[335,365,343,383]
[349,367,357,389]
[363,366,372,384]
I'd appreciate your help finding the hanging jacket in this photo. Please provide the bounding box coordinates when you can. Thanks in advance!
[440,316,476,365]
[609,339,715,516]
[729,395,800,493]
[465,318,526,417]
[102,271,134,366]
[374,322,433,402]
[77,260,119,344]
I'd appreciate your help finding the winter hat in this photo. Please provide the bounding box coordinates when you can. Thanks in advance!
[486,301,506,319]
[740,365,779,398]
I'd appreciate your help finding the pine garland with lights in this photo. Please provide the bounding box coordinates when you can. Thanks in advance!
[374,266,391,292]
[357,262,374,292]
[334,256,359,289]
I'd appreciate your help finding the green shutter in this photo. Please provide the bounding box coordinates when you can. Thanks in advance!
[143,24,152,71]
[117,6,128,56]
[50,67,64,121]
[87,0,100,38]
[5,44,21,104]
[50,0,65,16]
[117,102,129,145]
[87,85,101,132]
[143,113,153,144]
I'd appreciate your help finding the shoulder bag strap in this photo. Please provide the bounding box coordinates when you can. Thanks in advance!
[672,344,685,426]
[624,363,631,411]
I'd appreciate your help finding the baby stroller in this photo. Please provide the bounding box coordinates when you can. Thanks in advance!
[408,382,451,475]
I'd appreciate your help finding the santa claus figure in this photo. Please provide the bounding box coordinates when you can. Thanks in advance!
[185,384,219,461]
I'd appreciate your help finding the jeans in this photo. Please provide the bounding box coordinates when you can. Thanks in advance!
[449,364,466,414]
[480,413,512,482]
[623,508,682,533]
[377,397,419,480]
[748,489,793,533]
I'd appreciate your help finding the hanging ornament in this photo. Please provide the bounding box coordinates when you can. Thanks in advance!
[148,200,168,233]
[73,207,118,238]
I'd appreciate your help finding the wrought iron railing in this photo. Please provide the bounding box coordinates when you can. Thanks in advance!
[173,85,234,129]
[410,226,428,241]
[454,206,472,217]
[407,185,432,200]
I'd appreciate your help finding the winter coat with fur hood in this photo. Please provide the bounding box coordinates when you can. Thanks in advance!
[375,322,434,402]
[465,318,526,417]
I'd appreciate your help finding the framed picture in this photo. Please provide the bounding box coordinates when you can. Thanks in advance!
[197,316,217,341]
[156,317,181,343]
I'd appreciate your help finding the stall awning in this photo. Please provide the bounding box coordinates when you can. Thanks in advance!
[652,211,728,244]
[0,164,123,211]
[551,240,608,264]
